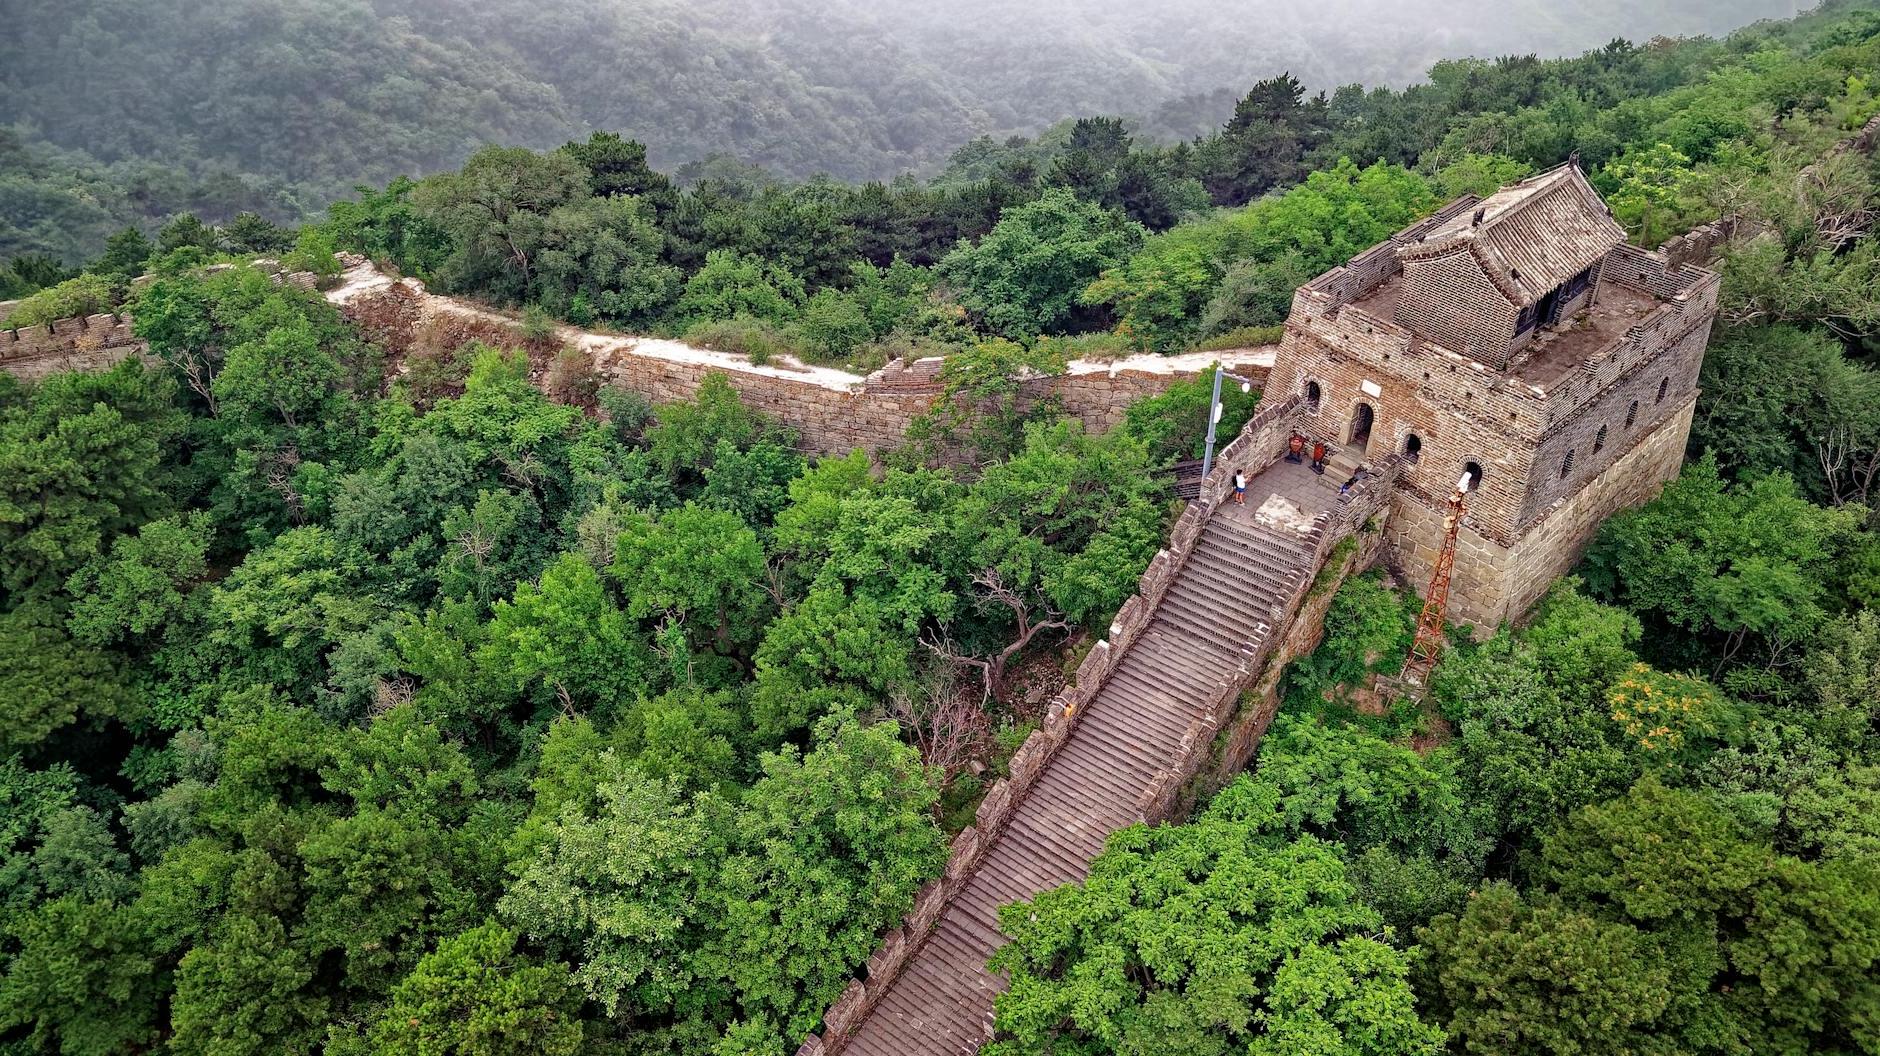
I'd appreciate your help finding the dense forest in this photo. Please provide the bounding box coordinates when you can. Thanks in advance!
[0,0,1795,262]
[3,1,1880,1055]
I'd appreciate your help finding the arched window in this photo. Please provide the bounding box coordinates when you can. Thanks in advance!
[1625,400,1639,429]
[1462,461,1484,491]
[1403,433,1422,461]
[1656,377,1669,404]
[1560,449,1576,479]
[1304,380,1322,409]
[1593,424,1607,454]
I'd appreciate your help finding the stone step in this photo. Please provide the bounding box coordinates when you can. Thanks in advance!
[1154,590,1270,646]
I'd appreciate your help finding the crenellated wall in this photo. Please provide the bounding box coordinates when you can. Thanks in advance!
[0,313,146,380]
[2,261,329,381]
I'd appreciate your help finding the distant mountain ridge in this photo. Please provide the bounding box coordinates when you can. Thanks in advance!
[2,0,1798,196]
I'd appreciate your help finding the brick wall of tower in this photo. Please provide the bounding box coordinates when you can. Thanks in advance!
[1517,316,1711,527]
[1270,319,1543,545]
[1383,395,1695,632]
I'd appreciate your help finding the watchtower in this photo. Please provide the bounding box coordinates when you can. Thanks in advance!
[1266,163,1720,630]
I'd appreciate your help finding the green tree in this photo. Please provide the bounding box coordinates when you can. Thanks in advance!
[1433,583,1664,836]
[168,913,327,1056]
[705,719,945,1041]
[1424,780,1880,1056]
[1601,142,1700,244]
[938,189,1144,338]
[411,146,591,304]
[369,923,582,1056]
[987,790,1442,1056]
[93,226,155,282]
[645,373,766,481]
[1583,456,1862,673]
[1414,884,1673,1056]
[0,362,181,597]
[674,250,805,328]
[0,897,162,1056]
[480,554,651,712]
[500,760,722,1018]
[610,502,769,661]
[64,512,212,647]
[0,604,132,751]
[0,273,114,328]
[1689,323,1880,504]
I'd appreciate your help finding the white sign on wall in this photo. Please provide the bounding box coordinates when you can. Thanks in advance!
[1361,379,1382,397]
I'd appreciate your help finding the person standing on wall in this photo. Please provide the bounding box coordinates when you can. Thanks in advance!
[1233,469,1248,504]
[1286,431,1306,463]
[1311,440,1327,475]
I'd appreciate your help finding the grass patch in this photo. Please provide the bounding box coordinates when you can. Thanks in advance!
[1036,330,1136,360]
[1189,324,1285,352]
[682,315,802,365]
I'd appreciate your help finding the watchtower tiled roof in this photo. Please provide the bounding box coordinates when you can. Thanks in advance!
[1400,164,1625,307]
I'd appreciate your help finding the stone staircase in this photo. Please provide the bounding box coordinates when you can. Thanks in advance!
[833,474,1323,1056]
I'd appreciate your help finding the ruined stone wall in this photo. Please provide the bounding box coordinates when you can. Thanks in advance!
[338,275,1270,456]
[1383,395,1694,632]
[1656,216,1749,270]
[0,313,146,380]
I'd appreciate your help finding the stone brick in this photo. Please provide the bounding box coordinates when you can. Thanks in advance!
[944,827,980,884]
[1073,639,1111,690]
[822,980,868,1039]
[974,779,1013,832]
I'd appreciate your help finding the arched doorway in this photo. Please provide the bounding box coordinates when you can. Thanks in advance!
[1348,402,1374,451]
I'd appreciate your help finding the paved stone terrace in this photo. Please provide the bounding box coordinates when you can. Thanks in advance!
[837,459,1342,1056]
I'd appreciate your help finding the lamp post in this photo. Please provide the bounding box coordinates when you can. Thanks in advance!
[1199,365,1257,483]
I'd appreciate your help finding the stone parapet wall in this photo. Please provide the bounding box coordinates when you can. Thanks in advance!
[806,394,1305,1055]
[1,313,141,361]
[0,313,146,380]
[1132,454,1403,825]
[1538,266,1718,433]
[1655,216,1749,270]
[2,262,327,382]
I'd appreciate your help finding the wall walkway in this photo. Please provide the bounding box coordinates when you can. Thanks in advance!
[801,401,1405,1055]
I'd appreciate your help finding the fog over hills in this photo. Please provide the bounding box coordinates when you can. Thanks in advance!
[2,0,1802,194]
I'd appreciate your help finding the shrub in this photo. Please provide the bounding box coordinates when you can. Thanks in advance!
[1035,330,1135,361]
[683,315,802,366]
[543,348,601,407]
[1190,323,1286,352]
[283,227,342,283]
[519,304,557,346]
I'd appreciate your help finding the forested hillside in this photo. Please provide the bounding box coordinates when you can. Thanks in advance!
[0,0,1794,262]
[3,2,1880,1055]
